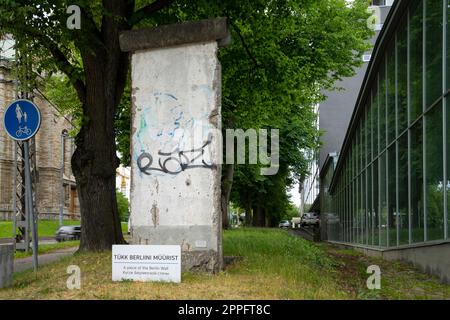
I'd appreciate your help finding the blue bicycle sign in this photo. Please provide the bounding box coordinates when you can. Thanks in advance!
[3,99,41,141]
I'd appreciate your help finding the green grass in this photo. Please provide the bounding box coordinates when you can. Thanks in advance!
[0,228,348,300]
[0,228,448,300]
[320,242,450,299]
[1,220,128,238]
[120,222,128,235]
[14,241,80,259]
[0,220,80,238]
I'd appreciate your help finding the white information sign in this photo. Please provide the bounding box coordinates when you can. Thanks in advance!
[112,245,181,283]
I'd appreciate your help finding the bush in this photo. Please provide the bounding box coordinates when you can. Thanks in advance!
[116,190,130,222]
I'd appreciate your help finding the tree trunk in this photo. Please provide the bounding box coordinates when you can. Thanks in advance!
[221,164,235,230]
[244,193,252,227]
[252,205,258,227]
[264,208,270,227]
[71,1,132,251]
[252,204,265,227]
[258,206,266,227]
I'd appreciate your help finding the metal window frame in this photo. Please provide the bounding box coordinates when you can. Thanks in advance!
[378,70,382,248]
[395,28,401,247]
[422,0,427,242]
[330,0,450,249]
[443,0,448,240]
[385,51,390,248]
[407,5,413,245]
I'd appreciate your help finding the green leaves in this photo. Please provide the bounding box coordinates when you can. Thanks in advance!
[1,0,373,222]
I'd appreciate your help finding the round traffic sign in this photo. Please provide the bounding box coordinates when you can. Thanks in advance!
[3,99,41,141]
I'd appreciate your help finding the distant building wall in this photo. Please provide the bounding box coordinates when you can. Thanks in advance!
[319,5,392,170]
[0,60,80,221]
[324,0,450,283]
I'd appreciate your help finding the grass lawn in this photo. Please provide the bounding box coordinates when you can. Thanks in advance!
[0,228,449,300]
[0,220,128,238]
[14,241,80,259]
[320,243,450,299]
[0,220,80,238]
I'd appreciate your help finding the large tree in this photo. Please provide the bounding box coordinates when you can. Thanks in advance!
[1,0,175,250]
[1,0,372,249]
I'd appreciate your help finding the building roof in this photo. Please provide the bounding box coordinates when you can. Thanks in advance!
[329,0,407,193]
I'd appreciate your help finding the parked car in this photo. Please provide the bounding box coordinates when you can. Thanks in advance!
[55,226,81,242]
[291,217,301,229]
[278,220,291,229]
[300,212,319,227]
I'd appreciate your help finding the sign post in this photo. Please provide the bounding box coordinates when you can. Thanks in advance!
[3,99,41,272]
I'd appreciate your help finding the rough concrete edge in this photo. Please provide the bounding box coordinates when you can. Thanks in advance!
[328,241,450,284]
[129,59,139,241]
[182,250,219,273]
[120,17,230,53]
[212,48,223,273]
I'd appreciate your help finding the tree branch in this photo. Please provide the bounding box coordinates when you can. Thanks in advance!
[230,21,259,68]
[129,0,173,26]
[11,26,87,104]
[47,45,86,104]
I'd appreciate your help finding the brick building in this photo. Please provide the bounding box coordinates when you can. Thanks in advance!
[0,57,80,221]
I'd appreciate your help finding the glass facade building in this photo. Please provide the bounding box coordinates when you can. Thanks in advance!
[326,0,450,249]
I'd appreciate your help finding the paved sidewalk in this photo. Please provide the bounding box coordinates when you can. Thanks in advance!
[13,247,77,273]
[0,237,57,245]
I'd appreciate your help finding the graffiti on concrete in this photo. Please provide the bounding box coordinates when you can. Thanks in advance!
[137,135,216,175]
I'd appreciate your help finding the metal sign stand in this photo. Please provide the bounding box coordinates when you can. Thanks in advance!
[5,99,41,272]
[12,141,29,253]
[23,141,38,271]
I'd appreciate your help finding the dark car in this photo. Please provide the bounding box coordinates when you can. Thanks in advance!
[55,226,81,242]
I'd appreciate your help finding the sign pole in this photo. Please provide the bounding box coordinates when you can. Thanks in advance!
[23,140,38,271]
[3,99,41,270]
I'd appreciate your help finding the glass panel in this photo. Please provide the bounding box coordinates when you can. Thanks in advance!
[447,97,450,239]
[350,149,354,243]
[398,17,408,134]
[425,0,443,107]
[379,60,387,151]
[340,191,343,242]
[362,113,366,167]
[380,152,388,247]
[398,133,409,245]
[367,164,372,245]
[356,172,360,244]
[373,86,379,157]
[387,41,396,143]
[410,0,424,122]
[361,171,366,244]
[425,102,444,241]
[411,120,424,243]
[367,102,372,162]
[356,125,360,174]
[347,185,350,242]
[373,159,379,246]
[353,178,357,243]
[342,168,346,242]
[388,145,397,247]
[447,0,450,90]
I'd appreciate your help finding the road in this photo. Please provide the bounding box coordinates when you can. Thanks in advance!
[0,237,57,245]
[14,247,77,273]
